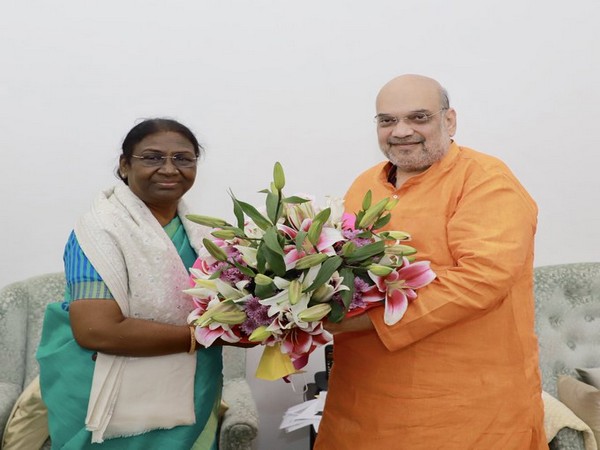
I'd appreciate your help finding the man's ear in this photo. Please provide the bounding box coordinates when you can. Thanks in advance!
[445,108,457,137]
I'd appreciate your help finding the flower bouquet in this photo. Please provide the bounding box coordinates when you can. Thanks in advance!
[184,162,435,380]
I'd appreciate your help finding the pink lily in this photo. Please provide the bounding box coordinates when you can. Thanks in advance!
[283,245,306,271]
[194,322,240,347]
[279,322,332,370]
[368,258,436,325]
[278,219,344,256]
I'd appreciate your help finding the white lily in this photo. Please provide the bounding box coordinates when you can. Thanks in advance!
[234,245,258,267]
[310,270,349,303]
[324,196,345,227]
[260,265,322,327]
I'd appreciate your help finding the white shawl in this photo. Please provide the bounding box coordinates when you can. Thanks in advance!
[74,184,208,443]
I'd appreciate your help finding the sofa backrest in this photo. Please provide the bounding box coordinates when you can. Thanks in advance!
[534,262,600,396]
[0,272,247,390]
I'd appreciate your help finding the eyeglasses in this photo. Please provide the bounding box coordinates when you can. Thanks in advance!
[131,153,198,169]
[374,108,447,128]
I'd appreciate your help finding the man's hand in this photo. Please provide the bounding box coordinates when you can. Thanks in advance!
[323,313,374,335]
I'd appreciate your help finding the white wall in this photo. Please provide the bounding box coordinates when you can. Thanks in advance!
[2,1,599,449]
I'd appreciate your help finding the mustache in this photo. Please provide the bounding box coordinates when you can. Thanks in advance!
[387,138,424,145]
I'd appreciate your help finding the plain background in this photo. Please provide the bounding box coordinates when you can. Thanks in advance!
[2,1,599,449]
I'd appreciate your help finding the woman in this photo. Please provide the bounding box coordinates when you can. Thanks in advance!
[37,119,224,449]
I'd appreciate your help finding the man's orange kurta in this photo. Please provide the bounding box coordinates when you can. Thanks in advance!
[315,143,547,450]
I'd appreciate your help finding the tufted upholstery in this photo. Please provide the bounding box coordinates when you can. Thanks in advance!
[0,272,258,450]
[534,263,600,450]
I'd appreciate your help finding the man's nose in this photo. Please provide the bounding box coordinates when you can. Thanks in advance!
[390,120,415,138]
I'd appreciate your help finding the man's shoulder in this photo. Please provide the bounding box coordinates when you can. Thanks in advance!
[456,146,508,169]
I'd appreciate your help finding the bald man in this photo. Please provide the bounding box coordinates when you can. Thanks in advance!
[315,75,547,450]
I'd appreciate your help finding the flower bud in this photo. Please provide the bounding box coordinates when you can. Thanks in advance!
[357,198,388,228]
[186,214,229,228]
[248,325,272,342]
[288,280,303,305]
[386,230,411,241]
[273,162,286,190]
[298,304,332,322]
[385,198,399,211]
[254,274,274,286]
[212,310,247,325]
[367,264,395,276]
[294,253,328,270]
[203,238,228,262]
[211,229,237,240]
[384,244,417,256]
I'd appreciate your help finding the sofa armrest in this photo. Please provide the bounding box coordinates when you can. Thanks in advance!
[0,382,21,442]
[550,427,587,450]
[219,378,258,450]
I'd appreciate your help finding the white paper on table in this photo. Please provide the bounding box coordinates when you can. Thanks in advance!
[280,391,327,433]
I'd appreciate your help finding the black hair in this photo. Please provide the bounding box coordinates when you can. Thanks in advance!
[116,118,203,183]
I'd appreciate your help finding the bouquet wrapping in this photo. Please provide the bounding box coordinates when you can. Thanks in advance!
[184,162,435,380]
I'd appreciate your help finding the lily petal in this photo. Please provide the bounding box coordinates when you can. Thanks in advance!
[361,285,386,303]
[316,227,345,252]
[398,261,437,288]
[384,288,409,325]
[195,326,225,347]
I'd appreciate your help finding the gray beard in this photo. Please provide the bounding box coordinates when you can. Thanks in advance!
[381,143,446,173]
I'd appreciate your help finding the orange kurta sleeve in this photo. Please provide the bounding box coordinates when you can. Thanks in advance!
[370,160,537,351]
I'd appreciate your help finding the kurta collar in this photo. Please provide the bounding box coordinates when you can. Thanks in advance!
[378,141,461,190]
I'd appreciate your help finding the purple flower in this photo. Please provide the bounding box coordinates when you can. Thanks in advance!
[341,229,372,248]
[331,276,374,312]
[240,297,272,336]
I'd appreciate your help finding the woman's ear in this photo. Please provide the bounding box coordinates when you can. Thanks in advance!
[118,156,128,179]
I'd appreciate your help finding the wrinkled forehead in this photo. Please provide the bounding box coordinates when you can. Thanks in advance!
[376,79,443,114]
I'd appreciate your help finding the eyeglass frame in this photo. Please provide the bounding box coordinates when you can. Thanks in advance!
[374,108,448,128]
[130,153,198,169]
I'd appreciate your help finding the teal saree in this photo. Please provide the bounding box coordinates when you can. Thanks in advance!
[37,216,222,449]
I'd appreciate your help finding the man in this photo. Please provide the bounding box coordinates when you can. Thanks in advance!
[315,75,547,449]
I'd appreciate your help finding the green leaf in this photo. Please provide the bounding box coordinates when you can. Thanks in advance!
[254,283,277,299]
[313,207,331,224]
[263,226,284,256]
[304,256,343,292]
[208,269,222,280]
[231,260,256,277]
[228,190,246,230]
[362,190,372,210]
[238,200,272,230]
[283,196,311,204]
[266,191,280,224]
[345,240,386,264]
[261,243,286,277]
[256,245,266,273]
[355,211,365,228]
[294,230,307,250]
[371,213,391,230]
[307,219,325,246]
[340,241,356,257]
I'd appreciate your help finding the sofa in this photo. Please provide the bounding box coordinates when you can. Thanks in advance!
[535,263,600,450]
[0,272,258,449]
